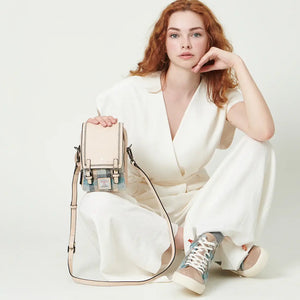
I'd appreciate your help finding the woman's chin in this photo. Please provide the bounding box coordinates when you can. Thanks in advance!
[169,61,199,73]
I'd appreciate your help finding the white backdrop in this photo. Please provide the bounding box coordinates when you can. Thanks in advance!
[1,0,299,299]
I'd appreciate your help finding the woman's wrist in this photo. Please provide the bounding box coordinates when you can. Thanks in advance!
[231,55,244,71]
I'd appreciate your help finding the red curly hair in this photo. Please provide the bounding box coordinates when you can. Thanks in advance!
[130,0,237,107]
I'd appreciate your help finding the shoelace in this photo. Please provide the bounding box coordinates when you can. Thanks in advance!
[185,237,217,274]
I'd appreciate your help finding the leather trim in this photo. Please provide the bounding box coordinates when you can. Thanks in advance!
[68,122,176,286]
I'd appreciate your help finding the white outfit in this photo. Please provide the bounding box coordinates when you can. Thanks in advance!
[79,72,275,280]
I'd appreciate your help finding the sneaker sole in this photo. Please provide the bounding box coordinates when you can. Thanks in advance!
[233,247,269,277]
[172,271,205,295]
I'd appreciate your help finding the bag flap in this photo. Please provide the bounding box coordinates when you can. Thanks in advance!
[81,122,124,169]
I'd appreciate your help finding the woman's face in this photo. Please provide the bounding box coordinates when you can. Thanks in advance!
[165,10,209,71]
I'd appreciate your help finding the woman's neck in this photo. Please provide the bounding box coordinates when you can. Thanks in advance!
[163,65,201,99]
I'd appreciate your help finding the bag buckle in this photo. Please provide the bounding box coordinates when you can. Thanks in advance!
[85,159,93,184]
[127,145,137,166]
[74,145,81,164]
[112,158,119,184]
[67,243,76,253]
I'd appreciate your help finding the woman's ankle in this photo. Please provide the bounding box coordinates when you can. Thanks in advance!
[241,246,261,270]
[175,227,184,250]
[161,226,184,266]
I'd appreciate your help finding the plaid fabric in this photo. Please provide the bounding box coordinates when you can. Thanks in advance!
[82,168,126,192]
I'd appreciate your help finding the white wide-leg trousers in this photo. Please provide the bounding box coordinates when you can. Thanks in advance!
[79,136,276,280]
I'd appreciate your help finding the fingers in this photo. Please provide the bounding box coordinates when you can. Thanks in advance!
[192,49,215,73]
[98,116,118,127]
[86,116,118,127]
[198,64,216,73]
[198,59,216,73]
[87,117,99,124]
[193,47,238,73]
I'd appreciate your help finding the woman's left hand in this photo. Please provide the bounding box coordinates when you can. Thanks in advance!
[195,47,275,141]
[192,47,241,73]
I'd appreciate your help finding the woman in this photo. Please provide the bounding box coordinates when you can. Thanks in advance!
[81,0,275,295]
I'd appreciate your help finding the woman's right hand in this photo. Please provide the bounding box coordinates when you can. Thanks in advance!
[87,116,118,127]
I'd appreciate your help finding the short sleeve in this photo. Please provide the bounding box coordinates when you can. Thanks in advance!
[226,88,243,113]
[96,88,121,117]
[95,77,136,122]
[96,90,114,116]
[218,88,243,149]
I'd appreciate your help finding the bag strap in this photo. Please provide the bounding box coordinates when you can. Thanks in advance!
[67,146,176,286]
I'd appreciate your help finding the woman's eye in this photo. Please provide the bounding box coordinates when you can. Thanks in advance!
[170,33,179,38]
[192,32,201,37]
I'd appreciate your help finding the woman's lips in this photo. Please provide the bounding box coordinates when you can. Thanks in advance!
[179,52,194,60]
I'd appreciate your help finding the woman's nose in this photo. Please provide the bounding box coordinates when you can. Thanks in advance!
[181,36,192,49]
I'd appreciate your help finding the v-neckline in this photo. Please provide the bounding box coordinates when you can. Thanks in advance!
[160,80,202,143]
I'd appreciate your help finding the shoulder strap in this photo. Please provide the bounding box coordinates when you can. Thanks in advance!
[67,146,176,286]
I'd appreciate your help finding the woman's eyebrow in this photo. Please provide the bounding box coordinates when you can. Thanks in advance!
[190,26,205,31]
[167,26,205,31]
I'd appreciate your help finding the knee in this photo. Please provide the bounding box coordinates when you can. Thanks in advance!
[241,135,274,158]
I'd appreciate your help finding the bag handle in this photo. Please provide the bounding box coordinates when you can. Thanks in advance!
[67,145,176,286]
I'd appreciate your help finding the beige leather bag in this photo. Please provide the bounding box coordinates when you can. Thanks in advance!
[68,122,176,286]
[80,122,128,192]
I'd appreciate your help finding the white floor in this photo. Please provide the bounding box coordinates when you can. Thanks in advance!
[1,221,300,300]
[1,156,299,300]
